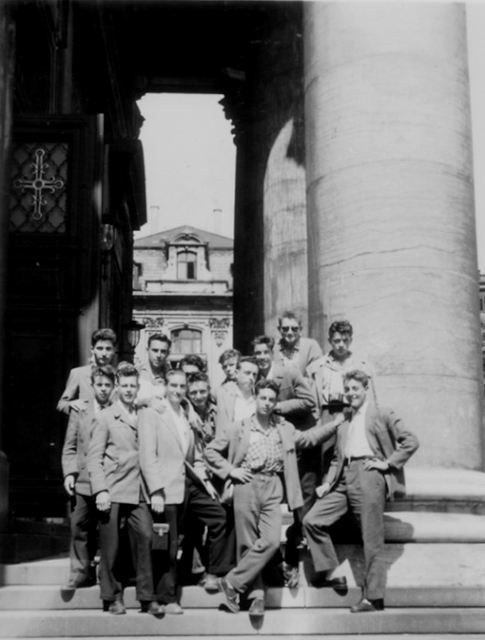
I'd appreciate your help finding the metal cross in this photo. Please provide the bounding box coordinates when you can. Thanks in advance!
[14,148,65,221]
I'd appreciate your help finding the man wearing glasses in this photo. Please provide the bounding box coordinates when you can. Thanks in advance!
[274,311,323,376]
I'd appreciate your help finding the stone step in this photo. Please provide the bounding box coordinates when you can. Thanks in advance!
[0,583,484,611]
[3,543,484,590]
[0,607,484,637]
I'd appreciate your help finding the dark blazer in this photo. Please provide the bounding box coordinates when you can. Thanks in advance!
[139,405,211,505]
[325,405,419,500]
[268,363,317,429]
[205,416,339,512]
[57,364,94,415]
[274,337,323,376]
[88,403,148,505]
[61,402,97,496]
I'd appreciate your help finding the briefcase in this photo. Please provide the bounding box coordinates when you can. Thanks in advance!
[152,522,170,551]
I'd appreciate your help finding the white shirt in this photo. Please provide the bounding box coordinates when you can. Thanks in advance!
[165,401,190,456]
[233,389,256,422]
[345,401,374,459]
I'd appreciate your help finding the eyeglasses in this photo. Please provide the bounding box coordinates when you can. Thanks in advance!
[280,326,300,333]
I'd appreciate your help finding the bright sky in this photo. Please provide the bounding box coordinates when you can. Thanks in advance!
[136,93,236,240]
[137,4,485,270]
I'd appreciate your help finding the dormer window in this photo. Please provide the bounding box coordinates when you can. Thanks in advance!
[177,250,197,280]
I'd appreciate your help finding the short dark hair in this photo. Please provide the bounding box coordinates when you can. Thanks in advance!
[253,335,275,351]
[237,356,259,370]
[219,348,241,366]
[91,365,116,385]
[147,332,172,349]
[187,372,210,388]
[277,310,302,328]
[180,354,206,372]
[329,320,353,339]
[343,369,369,388]
[91,328,117,347]
[255,378,280,398]
[117,365,139,381]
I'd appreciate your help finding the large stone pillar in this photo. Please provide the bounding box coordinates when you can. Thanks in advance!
[231,3,308,351]
[0,1,14,529]
[304,3,483,468]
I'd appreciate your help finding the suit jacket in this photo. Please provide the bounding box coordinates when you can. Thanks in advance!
[138,405,210,505]
[57,364,94,415]
[88,403,148,505]
[215,383,247,435]
[62,402,97,496]
[274,337,323,376]
[325,405,419,500]
[267,363,317,429]
[205,416,340,512]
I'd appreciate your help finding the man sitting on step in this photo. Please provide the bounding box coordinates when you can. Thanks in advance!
[205,379,343,617]
[303,369,419,613]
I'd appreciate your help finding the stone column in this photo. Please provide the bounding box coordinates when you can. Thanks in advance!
[304,3,483,468]
[0,2,14,529]
[229,3,309,352]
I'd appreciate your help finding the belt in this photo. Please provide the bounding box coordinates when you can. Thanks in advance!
[251,469,283,477]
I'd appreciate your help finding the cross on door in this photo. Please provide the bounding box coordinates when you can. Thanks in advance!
[14,148,65,221]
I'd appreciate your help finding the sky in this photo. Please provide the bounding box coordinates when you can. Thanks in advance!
[137,3,485,270]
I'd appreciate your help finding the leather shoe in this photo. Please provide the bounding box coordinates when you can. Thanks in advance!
[219,577,240,613]
[248,596,265,616]
[312,573,347,589]
[108,600,126,615]
[141,601,165,617]
[350,598,384,613]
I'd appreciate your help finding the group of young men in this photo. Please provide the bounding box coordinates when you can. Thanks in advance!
[59,313,419,618]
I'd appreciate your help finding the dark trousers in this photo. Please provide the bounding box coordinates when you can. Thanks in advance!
[153,478,231,603]
[69,493,98,581]
[303,459,387,600]
[98,502,154,603]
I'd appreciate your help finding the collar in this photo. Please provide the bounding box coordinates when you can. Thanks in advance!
[251,413,278,434]
[351,400,369,419]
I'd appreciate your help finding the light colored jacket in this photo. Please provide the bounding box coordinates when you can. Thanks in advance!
[325,405,419,500]
[88,404,148,505]
[57,364,94,414]
[273,337,323,376]
[62,402,97,496]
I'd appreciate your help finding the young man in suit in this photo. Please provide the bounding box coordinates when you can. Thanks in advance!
[88,365,163,616]
[139,369,232,613]
[253,335,319,587]
[205,379,343,617]
[215,357,259,435]
[217,349,241,391]
[273,310,323,375]
[303,369,419,613]
[57,328,117,414]
[137,333,172,409]
[61,365,115,590]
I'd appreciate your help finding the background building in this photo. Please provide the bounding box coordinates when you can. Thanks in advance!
[133,225,233,386]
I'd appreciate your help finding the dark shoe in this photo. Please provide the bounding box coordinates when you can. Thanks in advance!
[140,601,165,617]
[219,577,240,613]
[203,573,220,594]
[312,573,347,589]
[283,565,299,589]
[350,598,384,613]
[248,596,265,617]
[108,600,126,615]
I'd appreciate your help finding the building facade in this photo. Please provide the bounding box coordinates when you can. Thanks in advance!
[133,226,233,386]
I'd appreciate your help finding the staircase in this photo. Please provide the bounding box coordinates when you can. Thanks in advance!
[0,469,484,639]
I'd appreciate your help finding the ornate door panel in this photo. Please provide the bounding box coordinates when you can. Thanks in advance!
[5,115,103,517]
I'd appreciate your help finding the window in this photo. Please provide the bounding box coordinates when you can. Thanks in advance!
[171,328,202,354]
[177,251,197,280]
